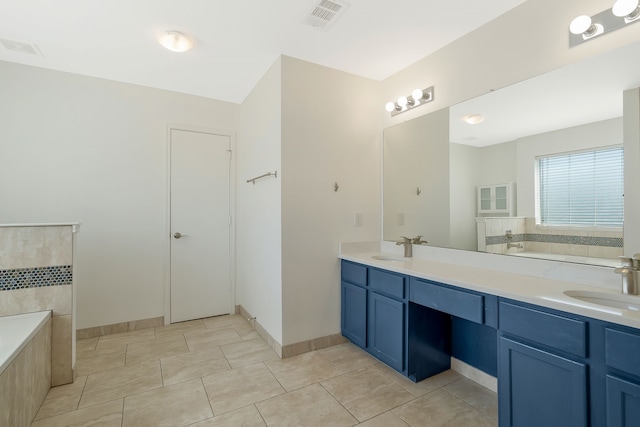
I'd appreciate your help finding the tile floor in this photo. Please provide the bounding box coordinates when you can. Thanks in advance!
[30,314,497,426]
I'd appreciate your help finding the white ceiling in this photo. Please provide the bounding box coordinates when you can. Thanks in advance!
[0,0,525,104]
[450,42,640,147]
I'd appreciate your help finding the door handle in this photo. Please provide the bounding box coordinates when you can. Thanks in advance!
[173,232,187,239]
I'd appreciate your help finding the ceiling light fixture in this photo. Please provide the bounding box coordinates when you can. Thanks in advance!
[158,31,194,53]
[463,114,485,125]
[385,86,434,117]
[570,1,640,46]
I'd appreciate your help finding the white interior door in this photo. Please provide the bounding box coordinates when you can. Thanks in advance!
[170,129,231,322]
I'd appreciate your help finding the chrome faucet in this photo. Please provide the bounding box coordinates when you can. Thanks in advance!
[412,235,428,245]
[614,255,639,295]
[396,236,413,257]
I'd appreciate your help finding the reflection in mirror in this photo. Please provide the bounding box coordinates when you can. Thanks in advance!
[383,42,640,267]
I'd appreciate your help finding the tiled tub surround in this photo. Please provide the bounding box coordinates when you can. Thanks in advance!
[0,311,52,427]
[0,224,78,387]
[477,217,623,261]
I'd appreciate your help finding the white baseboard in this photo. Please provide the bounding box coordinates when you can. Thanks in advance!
[451,357,497,393]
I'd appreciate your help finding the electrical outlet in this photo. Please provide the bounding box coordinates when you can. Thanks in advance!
[398,213,405,225]
[354,213,363,227]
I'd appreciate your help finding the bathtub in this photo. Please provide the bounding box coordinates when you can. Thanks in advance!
[0,311,52,427]
[0,310,51,373]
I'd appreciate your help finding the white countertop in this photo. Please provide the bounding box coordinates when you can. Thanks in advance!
[339,249,640,330]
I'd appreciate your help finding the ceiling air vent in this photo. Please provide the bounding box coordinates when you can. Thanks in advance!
[305,0,349,30]
[0,38,42,56]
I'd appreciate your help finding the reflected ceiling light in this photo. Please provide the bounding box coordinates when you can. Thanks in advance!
[384,86,434,117]
[158,31,194,52]
[570,1,640,46]
[463,114,485,125]
[612,0,640,20]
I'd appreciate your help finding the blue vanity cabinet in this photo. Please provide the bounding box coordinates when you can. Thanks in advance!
[340,261,368,349]
[367,268,408,372]
[498,300,589,427]
[603,326,640,427]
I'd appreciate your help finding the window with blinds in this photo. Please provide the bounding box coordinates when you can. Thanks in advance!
[537,146,624,227]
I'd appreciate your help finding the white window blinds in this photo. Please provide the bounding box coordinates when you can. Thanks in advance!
[538,146,623,227]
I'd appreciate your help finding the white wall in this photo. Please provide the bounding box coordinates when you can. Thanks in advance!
[0,61,238,329]
[280,56,381,345]
[449,142,481,251]
[623,88,640,255]
[516,118,622,217]
[237,58,284,344]
[384,108,450,247]
[381,0,640,130]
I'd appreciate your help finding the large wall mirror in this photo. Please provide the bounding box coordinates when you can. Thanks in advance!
[383,42,640,267]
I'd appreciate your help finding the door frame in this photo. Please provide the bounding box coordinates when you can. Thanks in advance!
[164,124,236,325]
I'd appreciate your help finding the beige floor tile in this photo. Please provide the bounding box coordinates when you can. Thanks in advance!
[30,399,123,427]
[189,405,266,426]
[232,321,260,340]
[372,365,462,397]
[79,361,163,408]
[319,342,378,372]
[33,376,87,421]
[161,348,230,386]
[123,378,213,427]
[265,351,342,391]
[443,378,498,422]
[202,362,285,415]
[392,389,496,427]
[256,383,357,426]
[203,314,249,330]
[357,411,410,427]
[321,366,414,422]
[154,319,206,339]
[125,334,189,365]
[76,341,127,361]
[75,337,98,354]
[185,327,244,352]
[220,338,279,368]
[96,328,156,348]
[76,352,126,377]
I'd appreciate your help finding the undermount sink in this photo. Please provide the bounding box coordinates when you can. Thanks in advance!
[371,255,407,263]
[563,290,640,312]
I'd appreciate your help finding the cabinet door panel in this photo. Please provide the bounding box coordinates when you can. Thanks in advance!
[499,336,587,427]
[607,374,640,427]
[368,292,404,372]
[341,282,367,348]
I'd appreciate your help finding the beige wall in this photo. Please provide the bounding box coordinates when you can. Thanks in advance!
[280,56,381,345]
[0,62,238,329]
[237,58,284,344]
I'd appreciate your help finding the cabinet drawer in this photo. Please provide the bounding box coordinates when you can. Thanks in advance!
[499,301,587,358]
[410,278,484,324]
[341,261,367,287]
[605,328,640,377]
[369,268,405,300]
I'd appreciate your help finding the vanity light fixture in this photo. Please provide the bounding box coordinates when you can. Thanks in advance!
[158,31,195,53]
[385,86,434,117]
[570,0,640,46]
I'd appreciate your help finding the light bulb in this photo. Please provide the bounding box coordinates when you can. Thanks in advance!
[463,114,485,125]
[569,15,593,34]
[612,0,639,17]
[385,102,397,112]
[411,89,424,102]
[397,96,408,108]
[158,31,194,52]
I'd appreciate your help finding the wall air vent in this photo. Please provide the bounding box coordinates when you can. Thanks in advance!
[305,0,349,30]
[0,38,42,56]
